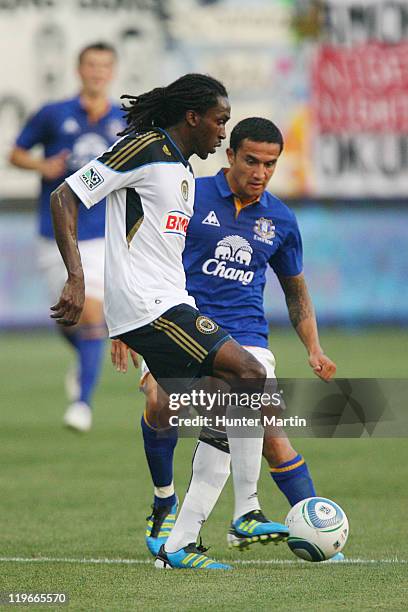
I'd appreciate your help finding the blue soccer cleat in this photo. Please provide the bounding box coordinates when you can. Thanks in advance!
[145,498,178,556]
[327,552,346,562]
[227,509,289,551]
[155,541,232,570]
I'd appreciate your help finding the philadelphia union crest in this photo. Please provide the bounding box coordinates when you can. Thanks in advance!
[181,180,189,201]
[254,217,275,245]
[196,316,219,334]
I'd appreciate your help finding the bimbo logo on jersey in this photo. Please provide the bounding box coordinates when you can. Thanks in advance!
[202,234,254,286]
[162,210,190,237]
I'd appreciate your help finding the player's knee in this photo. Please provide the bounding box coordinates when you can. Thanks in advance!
[195,459,230,488]
[145,389,173,429]
[238,351,267,381]
[263,436,297,467]
[145,394,162,416]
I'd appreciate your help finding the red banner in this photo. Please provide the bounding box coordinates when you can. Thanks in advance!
[312,42,408,132]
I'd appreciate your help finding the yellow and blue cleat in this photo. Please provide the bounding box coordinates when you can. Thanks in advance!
[155,541,231,570]
[227,509,289,551]
[145,498,178,557]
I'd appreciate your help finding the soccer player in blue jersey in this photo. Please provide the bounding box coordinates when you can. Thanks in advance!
[113,117,338,560]
[10,42,125,432]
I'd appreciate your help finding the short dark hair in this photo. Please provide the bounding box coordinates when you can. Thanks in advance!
[230,117,284,153]
[78,42,117,64]
[119,73,228,135]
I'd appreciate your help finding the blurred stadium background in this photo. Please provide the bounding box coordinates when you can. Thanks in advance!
[1,0,408,329]
[1,1,408,607]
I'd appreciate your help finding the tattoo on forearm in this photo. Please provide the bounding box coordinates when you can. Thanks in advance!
[279,275,314,329]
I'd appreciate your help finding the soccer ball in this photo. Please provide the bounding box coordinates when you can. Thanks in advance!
[285,497,349,562]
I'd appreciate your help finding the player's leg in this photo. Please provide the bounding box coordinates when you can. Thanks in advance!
[63,297,106,431]
[258,350,345,561]
[259,349,343,561]
[63,239,106,432]
[155,436,232,569]
[210,345,288,551]
[37,237,83,412]
[252,345,317,506]
[263,431,317,506]
[119,305,235,568]
[37,237,81,361]
[212,342,288,521]
[141,371,179,555]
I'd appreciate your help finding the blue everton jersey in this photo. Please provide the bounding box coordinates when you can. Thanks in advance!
[183,170,303,348]
[16,96,124,240]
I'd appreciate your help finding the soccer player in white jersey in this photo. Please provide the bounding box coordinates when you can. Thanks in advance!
[49,75,290,570]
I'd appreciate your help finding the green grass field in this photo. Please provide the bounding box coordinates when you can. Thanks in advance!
[1,328,408,611]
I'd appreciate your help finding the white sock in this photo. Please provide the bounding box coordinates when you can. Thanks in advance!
[226,406,264,521]
[154,482,174,499]
[165,441,231,553]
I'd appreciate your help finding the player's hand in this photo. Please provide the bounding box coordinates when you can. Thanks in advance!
[111,339,139,373]
[308,351,336,382]
[50,276,85,326]
[40,150,69,180]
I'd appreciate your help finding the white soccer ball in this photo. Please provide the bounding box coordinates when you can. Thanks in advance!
[285,497,349,562]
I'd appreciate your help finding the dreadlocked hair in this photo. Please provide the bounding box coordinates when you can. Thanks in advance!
[119,73,228,135]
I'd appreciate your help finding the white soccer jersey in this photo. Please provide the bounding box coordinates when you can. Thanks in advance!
[66,129,196,336]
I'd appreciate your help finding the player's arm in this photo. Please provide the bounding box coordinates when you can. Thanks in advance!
[9,146,44,172]
[9,146,68,180]
[49,182,84,326]
[278,272,336,381]
[49,137,147,325]
[9,105,68,180]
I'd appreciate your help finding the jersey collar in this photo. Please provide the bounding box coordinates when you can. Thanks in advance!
[157,127,192,172]
[214,168,268,209]
[73,95,113,121]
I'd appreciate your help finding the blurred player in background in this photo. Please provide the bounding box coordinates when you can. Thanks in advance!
[9,42,124,432]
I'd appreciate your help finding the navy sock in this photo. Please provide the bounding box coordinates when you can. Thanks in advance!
[270,454,316,506]
[60,327,80,351]
[77,325,106,406]
[153,493,177,508]
[141,412,178,508]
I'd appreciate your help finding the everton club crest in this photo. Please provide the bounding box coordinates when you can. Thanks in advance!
[254,217,275,245]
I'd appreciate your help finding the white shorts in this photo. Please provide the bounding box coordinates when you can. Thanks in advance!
[37,236,104,302]
[139,345,276,389]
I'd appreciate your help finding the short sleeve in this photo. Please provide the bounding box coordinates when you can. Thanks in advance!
[65,158,143,208]
[15,105,51,149]
[269,214,303,277]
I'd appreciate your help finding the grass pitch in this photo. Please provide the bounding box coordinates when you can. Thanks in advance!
[1,328,407,611]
